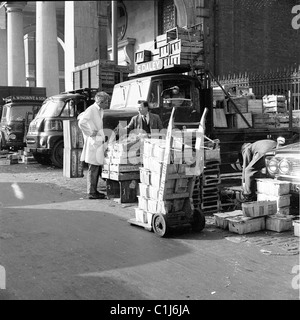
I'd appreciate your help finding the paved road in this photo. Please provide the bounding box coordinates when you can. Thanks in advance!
[0,162,299,301]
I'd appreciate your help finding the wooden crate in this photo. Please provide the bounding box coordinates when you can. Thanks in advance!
[213,109,228,128]
[169,39,204,55]
[139,183,150,198]
[242,200,277,217]
[228,216,265,234]
[109,164,140,173]
[135,50,152,64]
[234,113,253,129]
[135,208,148,224]
[248,99,263,114]
[227,97,248,113]
[293,220,300,237]
[256,178,290,196]
[63,148,84,178]
[265,215,293,232]
[106,179,139,203]
[214,210,243,229]
[257,193,291,209]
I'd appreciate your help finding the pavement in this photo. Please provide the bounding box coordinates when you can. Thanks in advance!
[1,161,299,255]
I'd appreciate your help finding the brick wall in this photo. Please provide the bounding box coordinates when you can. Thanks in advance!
[206,0,300,76]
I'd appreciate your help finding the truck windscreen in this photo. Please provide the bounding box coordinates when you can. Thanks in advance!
[36,99,65,118]
[110,79,151,110]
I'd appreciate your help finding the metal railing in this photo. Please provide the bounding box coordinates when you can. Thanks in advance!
[211,65,300,111]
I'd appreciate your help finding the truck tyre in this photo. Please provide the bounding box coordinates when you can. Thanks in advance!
[50,140,64,168]
[33,153,52,166]
[191,209,205,232]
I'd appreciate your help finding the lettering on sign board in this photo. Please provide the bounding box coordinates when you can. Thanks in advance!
[135,60,163,74]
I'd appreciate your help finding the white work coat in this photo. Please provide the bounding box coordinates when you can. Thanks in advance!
[78,103,106,165]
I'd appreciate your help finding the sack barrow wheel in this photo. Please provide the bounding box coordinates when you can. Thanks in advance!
[152,214,169,237]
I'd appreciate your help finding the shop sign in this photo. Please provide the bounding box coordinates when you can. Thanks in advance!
[135,60,163,75]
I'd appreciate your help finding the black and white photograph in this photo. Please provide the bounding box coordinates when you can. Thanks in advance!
[0,0,299,305]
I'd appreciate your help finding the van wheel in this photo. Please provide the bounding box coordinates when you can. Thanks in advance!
[33,153,52,166]
[51,141,64,168]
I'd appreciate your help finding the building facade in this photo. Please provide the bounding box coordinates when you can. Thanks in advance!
[0,0,299,96]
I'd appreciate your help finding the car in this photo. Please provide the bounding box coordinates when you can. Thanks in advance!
[265,142,300,194]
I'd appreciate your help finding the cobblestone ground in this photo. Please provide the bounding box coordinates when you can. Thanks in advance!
[1,161,299,256]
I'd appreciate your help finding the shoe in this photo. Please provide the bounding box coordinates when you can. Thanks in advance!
[88,193,106,200]
[240,194,256,203]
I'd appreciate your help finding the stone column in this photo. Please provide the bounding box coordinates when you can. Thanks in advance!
[0,7,7,86]
[5,2,26,86]
[36,1,59,96]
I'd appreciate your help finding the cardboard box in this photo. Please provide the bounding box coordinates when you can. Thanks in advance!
[228,216,265,234]
[256,179,290,196]
[242,200,277,217]
[265,215,293,232]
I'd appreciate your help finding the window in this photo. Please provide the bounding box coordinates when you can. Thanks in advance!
[61,100,75,118]
[158,0,177,35]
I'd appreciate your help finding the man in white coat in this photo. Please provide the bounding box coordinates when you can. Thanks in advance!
[78,91,110,199]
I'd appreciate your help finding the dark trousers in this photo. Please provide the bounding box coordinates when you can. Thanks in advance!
[243,156,265,197]
[87,164,102,195]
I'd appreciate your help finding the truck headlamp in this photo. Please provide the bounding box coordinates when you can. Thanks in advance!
[9,134,17,140]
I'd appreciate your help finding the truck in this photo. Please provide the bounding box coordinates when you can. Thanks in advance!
[25,26,299,170]
[0,86,46,151]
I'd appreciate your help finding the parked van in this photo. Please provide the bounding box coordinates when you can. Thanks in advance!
[25,89,93,167]
[0,95,46,151]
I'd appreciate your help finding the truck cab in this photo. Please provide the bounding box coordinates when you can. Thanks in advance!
[0,95,45,151]
[104,70,206,136]
[25,89,93,167]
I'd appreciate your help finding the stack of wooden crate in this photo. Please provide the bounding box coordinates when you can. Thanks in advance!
[135,138,196,227]
[63,119,84,178]
[102,139,142,203]
[153,27,204,69]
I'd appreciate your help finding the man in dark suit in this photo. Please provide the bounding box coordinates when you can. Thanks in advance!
[239,137,285,202]
[119,100,163,138]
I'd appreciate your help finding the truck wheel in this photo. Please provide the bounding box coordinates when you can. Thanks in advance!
[191,209,205,232]
[33,153,52,166]
[50,140,64,168]
[152,214,169,237]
